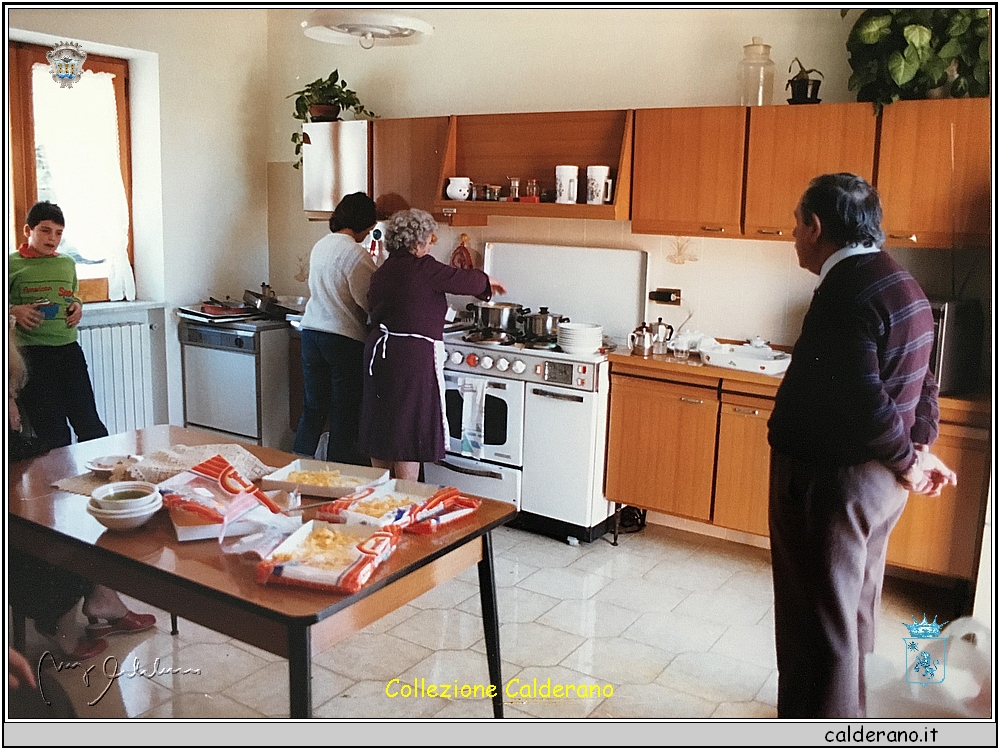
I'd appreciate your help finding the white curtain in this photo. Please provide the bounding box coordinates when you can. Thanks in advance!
[32,64,135,300]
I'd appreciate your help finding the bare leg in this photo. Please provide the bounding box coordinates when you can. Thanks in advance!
[371,458,420,481]
[80,585,128,621]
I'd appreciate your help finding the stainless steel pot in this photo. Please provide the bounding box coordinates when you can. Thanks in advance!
[521,307,569,339]
[466,301,524,333]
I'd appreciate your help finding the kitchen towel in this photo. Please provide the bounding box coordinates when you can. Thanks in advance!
[458,377,486,460]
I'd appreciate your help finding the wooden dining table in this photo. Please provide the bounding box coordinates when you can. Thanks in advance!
[8,425,517,718]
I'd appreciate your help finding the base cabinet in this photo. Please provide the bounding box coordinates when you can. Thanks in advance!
[886,422,991,579]
[605,374,717,521]
[713,394,773,537]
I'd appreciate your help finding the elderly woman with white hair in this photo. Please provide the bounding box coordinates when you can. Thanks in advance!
[359,209,505,480]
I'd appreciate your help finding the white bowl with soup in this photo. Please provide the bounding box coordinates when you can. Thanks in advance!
[91,481,160,511]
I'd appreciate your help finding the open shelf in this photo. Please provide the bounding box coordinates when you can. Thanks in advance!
[433,109,633,225]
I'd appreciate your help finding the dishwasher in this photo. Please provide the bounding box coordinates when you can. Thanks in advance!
[179,318,292,450]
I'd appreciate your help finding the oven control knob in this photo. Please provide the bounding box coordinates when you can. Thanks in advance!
[511,359,527,374]
[465,353,479,367]
[480,356,494,370]
[449,350,463,365]
[496,358,510,372]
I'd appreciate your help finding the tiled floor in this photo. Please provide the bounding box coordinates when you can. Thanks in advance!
[13,522,947,719]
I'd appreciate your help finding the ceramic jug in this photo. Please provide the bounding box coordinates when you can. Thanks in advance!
[446,177,472,201]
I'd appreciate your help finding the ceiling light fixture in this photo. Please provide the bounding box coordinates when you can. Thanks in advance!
[301,10,433,49]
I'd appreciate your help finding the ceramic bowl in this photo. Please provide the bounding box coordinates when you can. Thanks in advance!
[92,481,159,511]
[86,494,162,531]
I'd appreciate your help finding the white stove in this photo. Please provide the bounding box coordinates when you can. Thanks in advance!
[424,242,647,545]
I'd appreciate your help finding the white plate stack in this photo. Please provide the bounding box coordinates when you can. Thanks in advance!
[557,322,603,354]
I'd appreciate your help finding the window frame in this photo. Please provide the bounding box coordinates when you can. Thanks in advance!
[8,41,134,302]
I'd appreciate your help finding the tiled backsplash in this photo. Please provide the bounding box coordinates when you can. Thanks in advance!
[267,165,990,354]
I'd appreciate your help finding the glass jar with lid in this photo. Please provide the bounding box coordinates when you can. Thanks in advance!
[739,36,775,106]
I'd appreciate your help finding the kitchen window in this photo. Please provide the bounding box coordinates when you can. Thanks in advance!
[8,41,135,302]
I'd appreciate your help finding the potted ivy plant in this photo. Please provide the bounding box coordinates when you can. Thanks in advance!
[844,8,990,114]
[288,69,376,168]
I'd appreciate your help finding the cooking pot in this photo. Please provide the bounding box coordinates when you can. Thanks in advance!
[466,301,524,333]
[521,307,569,339]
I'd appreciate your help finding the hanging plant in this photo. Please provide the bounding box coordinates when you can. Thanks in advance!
[843,8,990,114]
[287,69,376,168]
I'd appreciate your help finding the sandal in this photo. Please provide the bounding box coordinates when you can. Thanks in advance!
[43,632,108,661]
[85,610,157,639]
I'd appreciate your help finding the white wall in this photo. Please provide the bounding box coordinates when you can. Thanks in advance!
[262,8,881,346]
[9,8,270,424]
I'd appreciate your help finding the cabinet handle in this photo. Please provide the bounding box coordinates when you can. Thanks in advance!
[888,233,918,242]
[700,226,724,233]
[733,407,759,415]
[680,396,704,405]
[756,229,783,236]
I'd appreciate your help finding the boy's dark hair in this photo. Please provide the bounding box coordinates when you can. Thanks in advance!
[329,192,377,234]
[25,201,65,229]
[800,173,884,249]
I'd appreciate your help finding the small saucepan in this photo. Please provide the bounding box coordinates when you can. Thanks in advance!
[521,307,569,339]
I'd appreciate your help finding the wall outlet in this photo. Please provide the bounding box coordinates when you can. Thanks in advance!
[649,288,682,305]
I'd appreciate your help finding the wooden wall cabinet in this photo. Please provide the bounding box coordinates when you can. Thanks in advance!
[744,102,877,240]
[631,106,748,237]
[372,116,450,218]
[712,392,774,537]
[876,98,991,249]
[432,110,633,225]
[605,373,717,521]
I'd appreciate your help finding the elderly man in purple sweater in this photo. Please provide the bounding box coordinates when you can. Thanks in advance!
[767,173,957,718]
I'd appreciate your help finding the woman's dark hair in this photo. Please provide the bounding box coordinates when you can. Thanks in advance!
[329,192,377,234]
[25,201,65,228]
[799,173,884,249]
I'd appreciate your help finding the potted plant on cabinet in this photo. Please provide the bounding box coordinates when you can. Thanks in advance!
[288,69,376,168]
[786,58,824,104]
[844,8,990,114]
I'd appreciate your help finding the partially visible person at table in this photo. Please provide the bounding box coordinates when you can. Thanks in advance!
[8,312,155,661]
[294,192,378,465]
[767,173,957,718]
[359,209,506,480]
[8,201,107,452]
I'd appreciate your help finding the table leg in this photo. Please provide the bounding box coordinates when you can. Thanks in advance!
[613,502,621,546]
[170,613,179,635]
[288,625,312,718]
[477,532,504,718]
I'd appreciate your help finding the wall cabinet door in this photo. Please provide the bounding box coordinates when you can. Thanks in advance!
[605,375,717,520]
[713,395,773,536]
[632,106,747,237]
[744,103,876,240]
[876,98,990,249]
[886,422,990,579]
[372,116,450,216]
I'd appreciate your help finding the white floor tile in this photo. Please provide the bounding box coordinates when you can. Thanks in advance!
[710,621,777,671]
[456,584,561,623]
[559,637,675,685]
[471,621,585,668]
[409,577,481,610]
[655,650,771,704]
[672,588,773,627]
[592,576,691,613]
[504,664,612,719]
[314,632,431,682]
[536,598,641,639]
[587,682,717,718]
[620,610,727,654]
[517,566,611,600]
[316,679,448,718]
[389,608,488,651]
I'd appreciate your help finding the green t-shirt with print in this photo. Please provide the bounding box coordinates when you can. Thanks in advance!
[8,251,81,347]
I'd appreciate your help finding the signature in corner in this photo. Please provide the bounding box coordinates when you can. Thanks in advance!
[37,652,202,706]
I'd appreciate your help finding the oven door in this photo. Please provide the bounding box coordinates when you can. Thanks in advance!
[424,454,521,510]
[442,371,524,467]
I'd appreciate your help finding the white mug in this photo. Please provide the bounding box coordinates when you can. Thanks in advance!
[586,165,613,205]
[555,165,578,204]
[446,177,472,201]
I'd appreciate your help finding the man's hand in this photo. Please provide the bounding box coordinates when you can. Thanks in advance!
[8,647,36,690]
[66,301,82,327]
[11,303,44,331]
[899,444,958,497]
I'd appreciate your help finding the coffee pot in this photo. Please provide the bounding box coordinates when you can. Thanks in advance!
[628,322,656,357]
[652,317,674,354]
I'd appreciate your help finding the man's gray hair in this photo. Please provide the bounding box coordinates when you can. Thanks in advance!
[385,208,437,255]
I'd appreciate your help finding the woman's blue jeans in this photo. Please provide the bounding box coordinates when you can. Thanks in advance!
[293,328,367,465]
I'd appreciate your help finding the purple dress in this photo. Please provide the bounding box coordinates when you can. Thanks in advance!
[359,252,491,462]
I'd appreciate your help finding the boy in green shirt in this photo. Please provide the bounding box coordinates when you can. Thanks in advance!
[9,201,108,449]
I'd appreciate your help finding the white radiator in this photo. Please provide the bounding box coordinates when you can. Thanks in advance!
[78,322,156,434]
